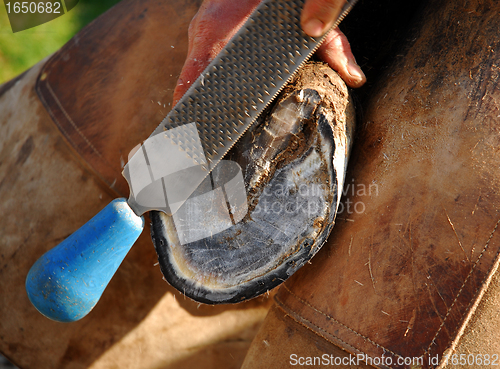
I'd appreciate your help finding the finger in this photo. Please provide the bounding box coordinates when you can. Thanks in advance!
[173,9,226,105]
[316,28,366,87]
[173,0,261,105]
[301,0,345,37]
[172,60,205,106]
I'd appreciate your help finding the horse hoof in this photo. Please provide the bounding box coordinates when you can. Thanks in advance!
[150,62,355,304]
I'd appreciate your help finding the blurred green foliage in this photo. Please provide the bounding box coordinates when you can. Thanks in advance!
[0,0,122,84]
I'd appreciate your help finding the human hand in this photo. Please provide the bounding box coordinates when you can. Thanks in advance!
[302,0,366,88]
[173,0,366,105]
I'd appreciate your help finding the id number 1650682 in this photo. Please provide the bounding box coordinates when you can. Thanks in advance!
[5,2,61,14]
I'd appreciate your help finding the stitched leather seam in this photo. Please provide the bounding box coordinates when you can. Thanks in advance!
[36,76,78,156]
[276,304,360,353]
[278,217,500,360]
[36,16,112,160]
[274,304,395,369]
[44,80,102,158]
[424,216,500,355]
[279,284,403,359]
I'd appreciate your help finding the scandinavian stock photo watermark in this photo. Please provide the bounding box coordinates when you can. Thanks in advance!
[289,353,500,367]
[290,353,422,367]
[125,123,378,245]
[246,179,379,218]
[337,178,379,216]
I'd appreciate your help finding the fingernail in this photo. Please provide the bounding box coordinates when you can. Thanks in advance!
[302,18,325,37]
[347,59,366,83]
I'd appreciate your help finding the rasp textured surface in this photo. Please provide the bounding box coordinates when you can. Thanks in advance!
[156,0,357,168]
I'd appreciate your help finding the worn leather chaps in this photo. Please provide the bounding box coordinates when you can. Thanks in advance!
[242,1,500,368]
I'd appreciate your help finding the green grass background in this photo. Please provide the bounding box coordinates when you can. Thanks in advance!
[0,0,122,84]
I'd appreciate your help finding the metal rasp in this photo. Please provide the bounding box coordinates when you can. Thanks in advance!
[122,0,358,216]
[26,0,358,323]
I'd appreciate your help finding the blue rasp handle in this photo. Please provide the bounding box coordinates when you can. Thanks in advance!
[25,198,144,322]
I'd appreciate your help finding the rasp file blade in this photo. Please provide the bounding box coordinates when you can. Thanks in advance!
[123,0,358,215]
